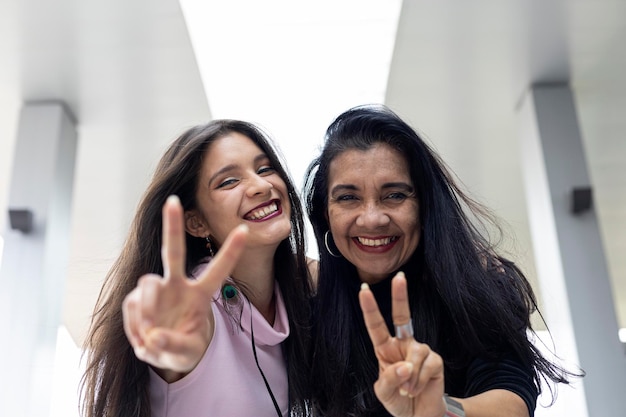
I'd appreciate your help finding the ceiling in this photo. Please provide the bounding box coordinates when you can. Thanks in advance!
[0,0,624,347]
[385,0,626,331]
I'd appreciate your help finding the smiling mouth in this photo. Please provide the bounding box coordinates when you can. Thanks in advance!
[355,236,399,247]
[244,201,280,221]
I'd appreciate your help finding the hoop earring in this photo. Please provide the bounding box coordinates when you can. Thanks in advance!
[205,236,214,257]
[324,230,341,258]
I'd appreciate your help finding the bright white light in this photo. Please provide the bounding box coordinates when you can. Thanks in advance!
[619,328,626,343]
[179,0,401,257]
[179,0,401,181]
[180,1,402,128]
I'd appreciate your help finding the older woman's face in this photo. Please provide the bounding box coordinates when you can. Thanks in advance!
[326,144,421,284]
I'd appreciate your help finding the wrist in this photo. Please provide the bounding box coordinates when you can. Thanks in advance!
[442,394,465,417]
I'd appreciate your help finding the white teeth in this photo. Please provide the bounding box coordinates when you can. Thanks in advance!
[357,236,394,247]
[247,202,278,220]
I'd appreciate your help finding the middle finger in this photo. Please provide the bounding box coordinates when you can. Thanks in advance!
[391,272,412,338]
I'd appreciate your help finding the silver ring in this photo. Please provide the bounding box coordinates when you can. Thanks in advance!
[395,321,414,340]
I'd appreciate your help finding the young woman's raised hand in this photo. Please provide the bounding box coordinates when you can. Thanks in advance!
[359,272,446,417]
[122,195,248,379]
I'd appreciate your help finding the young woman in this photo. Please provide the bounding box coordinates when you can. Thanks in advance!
[80,120,313,417]
[304,104,580,417]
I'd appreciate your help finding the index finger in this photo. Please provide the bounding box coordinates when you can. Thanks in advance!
[359,283,392,348]
[391,272,411,327]
[193,224,249,296]
[162,195,186,280]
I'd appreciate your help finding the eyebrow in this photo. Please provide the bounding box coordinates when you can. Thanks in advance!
[208,153,269,186]
[382,182,414,192]
[330,182,414,195]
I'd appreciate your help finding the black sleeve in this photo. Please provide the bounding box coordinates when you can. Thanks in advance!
[464,355,538,416]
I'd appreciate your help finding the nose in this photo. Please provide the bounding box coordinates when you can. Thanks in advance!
[246,173,273,197]
[355,201,390,228]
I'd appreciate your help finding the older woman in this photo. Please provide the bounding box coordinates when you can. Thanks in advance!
[304,105,579,417]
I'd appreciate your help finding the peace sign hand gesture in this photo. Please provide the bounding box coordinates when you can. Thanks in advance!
[359,272,446,417]
[122,195,248,379]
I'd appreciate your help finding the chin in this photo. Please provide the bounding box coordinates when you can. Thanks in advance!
[266,223,291,244]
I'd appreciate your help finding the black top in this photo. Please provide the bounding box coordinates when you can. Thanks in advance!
[447,355,537,415]
[370,279,538,417]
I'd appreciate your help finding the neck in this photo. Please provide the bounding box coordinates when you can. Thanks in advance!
[231,245,277,325]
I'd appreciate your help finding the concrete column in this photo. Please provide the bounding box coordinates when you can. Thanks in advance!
[0,102,78,417]
[518,84,626,416]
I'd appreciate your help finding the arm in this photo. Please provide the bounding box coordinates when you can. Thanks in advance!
[359,272,531,417]
[456,390,528,417]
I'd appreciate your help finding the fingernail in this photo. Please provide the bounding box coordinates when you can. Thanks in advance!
[399,388,408,397]
[360,283,370,291]
[238,224,249,233]
[396,362,413,377]
[167,195,180,205]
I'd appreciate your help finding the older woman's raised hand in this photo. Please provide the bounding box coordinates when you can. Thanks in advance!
[359,272,446,417]
[122,195,248,379]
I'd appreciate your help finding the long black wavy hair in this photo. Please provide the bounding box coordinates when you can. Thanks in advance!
[81,120,312,417]
[304,104,577,417]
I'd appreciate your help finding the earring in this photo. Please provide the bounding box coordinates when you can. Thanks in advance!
[222,284,238,300]
[324,230,342,258]
[205,236,214,257]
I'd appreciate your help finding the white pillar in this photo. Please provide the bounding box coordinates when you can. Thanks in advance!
[518,84,626,416]
[0,102,78,417]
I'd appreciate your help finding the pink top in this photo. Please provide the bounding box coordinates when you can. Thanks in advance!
[148,280,290,417]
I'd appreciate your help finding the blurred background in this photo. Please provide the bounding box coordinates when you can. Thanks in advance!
[1,0,624,416]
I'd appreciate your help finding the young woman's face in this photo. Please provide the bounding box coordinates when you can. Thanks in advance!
[326,143,421,284]
[189,132,291,250]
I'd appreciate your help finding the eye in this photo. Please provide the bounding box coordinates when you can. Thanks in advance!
[257,165,275,175]
[217,177,239,189]
[385,192,408,201]
[335,194,358,202]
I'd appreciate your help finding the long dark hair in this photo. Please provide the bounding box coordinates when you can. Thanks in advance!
[80,120,312,417]
[304,104,576,416]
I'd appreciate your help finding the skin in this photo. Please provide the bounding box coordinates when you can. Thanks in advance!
[326,144,421,284]
[184,132,293,323]
[185,132,292,251]
[359,273,445,417]
[123,133,293,382]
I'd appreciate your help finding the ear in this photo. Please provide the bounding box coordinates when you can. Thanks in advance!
[184,210,210,238]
